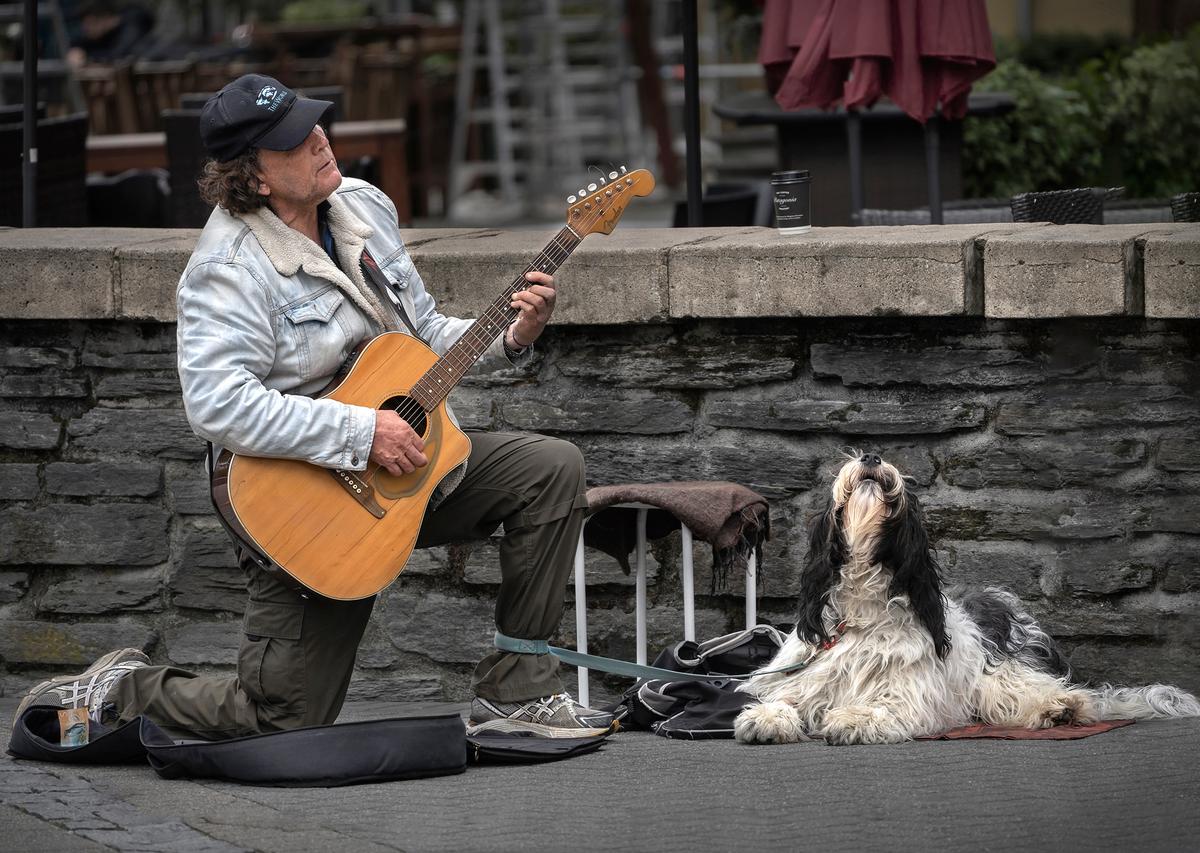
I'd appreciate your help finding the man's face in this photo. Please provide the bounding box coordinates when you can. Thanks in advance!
[255,124,342,211]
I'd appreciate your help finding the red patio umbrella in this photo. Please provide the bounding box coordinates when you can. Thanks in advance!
[759,0,995,223]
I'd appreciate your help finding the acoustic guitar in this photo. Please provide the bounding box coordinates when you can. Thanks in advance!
[212,167,656,600]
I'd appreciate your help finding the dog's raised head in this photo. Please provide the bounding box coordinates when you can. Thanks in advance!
[798,451,950,657]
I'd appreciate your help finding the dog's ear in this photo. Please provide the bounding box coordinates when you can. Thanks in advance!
[879,486,950,657]
[797,503,843,646]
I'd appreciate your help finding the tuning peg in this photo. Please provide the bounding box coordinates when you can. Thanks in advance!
[578,188,587,197]
[587,183,597,192]
[568,195,577,203]
[620,166,628,174]
[608,171,618,180]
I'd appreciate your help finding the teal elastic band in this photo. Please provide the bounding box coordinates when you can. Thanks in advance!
[493,631,815,682]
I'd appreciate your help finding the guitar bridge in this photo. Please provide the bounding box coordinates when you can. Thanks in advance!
[330,468,387,518]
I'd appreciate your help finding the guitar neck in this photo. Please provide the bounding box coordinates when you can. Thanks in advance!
[410,225,582,410]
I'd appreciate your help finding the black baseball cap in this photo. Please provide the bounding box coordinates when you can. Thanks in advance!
[200,74,334,162]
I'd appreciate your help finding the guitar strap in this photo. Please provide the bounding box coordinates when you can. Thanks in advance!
[359,246,427,344]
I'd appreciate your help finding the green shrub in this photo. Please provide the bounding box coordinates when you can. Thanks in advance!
[279,1,366,24]
[963,29,1200,199]
[1101,31,1200,196]
[962,60,1102,198]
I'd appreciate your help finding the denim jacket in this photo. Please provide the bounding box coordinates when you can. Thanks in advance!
[176,178,514,492]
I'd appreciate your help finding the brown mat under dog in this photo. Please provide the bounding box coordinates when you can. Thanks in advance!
[920,719,1134,740]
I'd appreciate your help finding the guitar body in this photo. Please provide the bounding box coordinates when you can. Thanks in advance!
[214,332,471,600]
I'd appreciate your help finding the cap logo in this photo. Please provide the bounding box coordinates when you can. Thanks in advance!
[256,85,287,111]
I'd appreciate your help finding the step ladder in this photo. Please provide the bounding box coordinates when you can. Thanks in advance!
[447,0,645,224]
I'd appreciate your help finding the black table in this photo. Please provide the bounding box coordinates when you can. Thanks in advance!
[714,92,1015,226]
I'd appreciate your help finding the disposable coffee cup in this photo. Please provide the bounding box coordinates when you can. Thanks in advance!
[772,170,812,235]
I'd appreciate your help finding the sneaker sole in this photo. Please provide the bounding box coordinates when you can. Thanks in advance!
[465,718,611,739]
[15,647,150,720]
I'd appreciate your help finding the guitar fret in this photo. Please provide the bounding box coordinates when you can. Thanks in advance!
[413,226,582,405]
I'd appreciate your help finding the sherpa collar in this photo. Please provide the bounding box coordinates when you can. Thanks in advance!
[238,192,398,332]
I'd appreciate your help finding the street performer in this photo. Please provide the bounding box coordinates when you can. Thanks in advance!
[17,75,614,740]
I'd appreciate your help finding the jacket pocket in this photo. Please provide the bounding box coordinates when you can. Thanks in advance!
[239,600,306,716]
[281,287,351,381]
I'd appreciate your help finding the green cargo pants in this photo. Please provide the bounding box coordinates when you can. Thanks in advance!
[109,431,588,740]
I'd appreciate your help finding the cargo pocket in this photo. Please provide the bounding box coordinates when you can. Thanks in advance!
[239,600,306,719]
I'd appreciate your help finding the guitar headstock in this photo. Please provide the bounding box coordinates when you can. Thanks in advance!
[565,167,656,236]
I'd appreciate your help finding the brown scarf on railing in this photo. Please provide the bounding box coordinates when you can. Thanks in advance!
[582,481,770,592]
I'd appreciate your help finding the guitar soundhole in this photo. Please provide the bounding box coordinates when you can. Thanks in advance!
[381,396,428,437]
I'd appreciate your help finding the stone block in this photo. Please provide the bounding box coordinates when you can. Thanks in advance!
[1056,541,1155,596]
[353,622,400,669]
[983,223,1187,318]
[446,386,496,430]
[344,674,444,702]
[1157,437,1200,472]
[167,466,213,515]
[939,540,1046,598]
[1059,638,1200,695]
[940,436,1147,489]
[378,587,495,664]
[169,529,243,612]
[1155,537,1200,593]
[995,384,1198,435]
[810,343,1040,388]
[669,225,1025,318]
[166,621,241,666]
[0,504,170,565]
[704,439,824,498]
[0,373,89,397]
[558,335,799,389]
[500,392,692,434]
[575,437,707,485]
[706,398,988,435]
[1143,229,1200,318]
[922,490,1131,541]
[39,568,163,614]
[93,374,183,399]
[1131,493,1200,535]
[406,227,683,325]
[0,411,61,450]
[0,570,29,603]
[0,620,156,665]
[81,324,177,369]
[116,234,197,321]
[44,462,162,497]
[0,229,137,318]
[0,346,75,369]
[68,408,203,460]
[0,464,40,500]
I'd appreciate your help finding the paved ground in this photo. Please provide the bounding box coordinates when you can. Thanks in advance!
[2,695,1199,853]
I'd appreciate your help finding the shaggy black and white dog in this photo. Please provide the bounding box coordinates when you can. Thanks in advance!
[735,453,1200,745]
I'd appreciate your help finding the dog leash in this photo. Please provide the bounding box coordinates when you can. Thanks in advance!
[494,622,848,682]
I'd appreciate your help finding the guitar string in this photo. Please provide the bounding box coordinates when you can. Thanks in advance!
[359,186,626,485]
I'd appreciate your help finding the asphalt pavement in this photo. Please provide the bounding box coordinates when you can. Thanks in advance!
[2,696,1198,853]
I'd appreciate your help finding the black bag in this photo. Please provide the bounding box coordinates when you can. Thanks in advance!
[8,706,608,786]
[619,624,790,739]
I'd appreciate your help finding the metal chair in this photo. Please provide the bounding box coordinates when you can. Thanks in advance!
[1170,193,1200,222]
[1010,187,1124,225]
[571,503,759,707]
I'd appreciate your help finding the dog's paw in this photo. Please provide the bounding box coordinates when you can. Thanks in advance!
[821,705,910,745]
[735,701,807,745]
[1036,692,1097,728]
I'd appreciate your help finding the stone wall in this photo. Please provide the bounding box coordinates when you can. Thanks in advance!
[1,224,1198,701]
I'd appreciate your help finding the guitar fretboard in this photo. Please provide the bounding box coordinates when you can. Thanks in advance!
[410,226,582,409]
